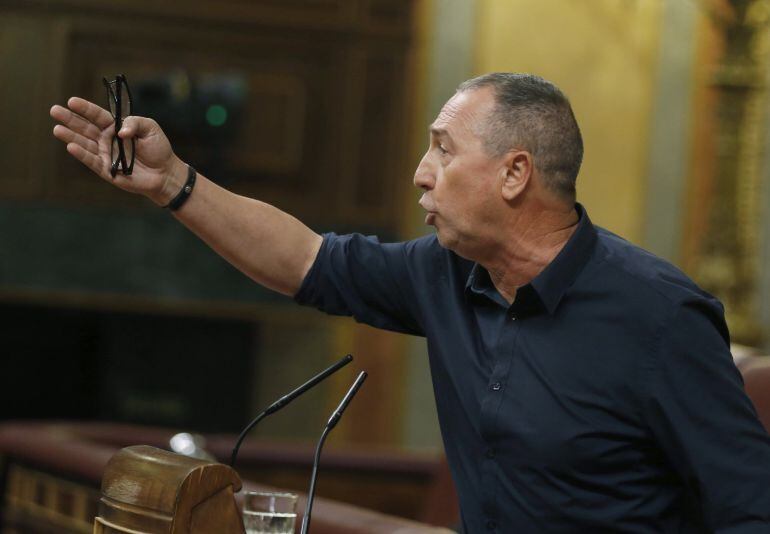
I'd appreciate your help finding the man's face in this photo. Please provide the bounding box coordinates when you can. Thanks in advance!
[414,87,506,257]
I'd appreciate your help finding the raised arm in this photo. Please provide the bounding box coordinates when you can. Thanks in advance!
[50,97,322,296]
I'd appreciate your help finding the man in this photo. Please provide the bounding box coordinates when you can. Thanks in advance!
[51,73,770,532]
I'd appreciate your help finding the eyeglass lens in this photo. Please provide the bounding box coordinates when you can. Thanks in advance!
[120,88,131,119]
[124,138,135,169]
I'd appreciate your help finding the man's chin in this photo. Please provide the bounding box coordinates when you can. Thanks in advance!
[435,229,476,261]
[434,228,455,250]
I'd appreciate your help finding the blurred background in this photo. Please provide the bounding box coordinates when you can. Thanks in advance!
[3,0,770,529]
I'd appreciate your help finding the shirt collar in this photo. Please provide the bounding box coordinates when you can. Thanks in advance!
[464,203,598,315]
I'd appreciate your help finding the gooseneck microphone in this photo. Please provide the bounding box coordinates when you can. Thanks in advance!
[300,370,367,534]
[229,354,353,468]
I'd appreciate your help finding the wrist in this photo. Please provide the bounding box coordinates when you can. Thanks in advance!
[152,157,188,206]
[163,165,197,211]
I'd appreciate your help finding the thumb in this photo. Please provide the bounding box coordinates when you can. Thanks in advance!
[118,116,157,140]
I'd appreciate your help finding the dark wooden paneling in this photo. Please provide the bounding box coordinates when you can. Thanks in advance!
[0,303,256,432]
[56,22,341,215]
[0,0,417,452]
[2,0,414,231]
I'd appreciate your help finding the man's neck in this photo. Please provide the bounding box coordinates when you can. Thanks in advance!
[482,204,579,305]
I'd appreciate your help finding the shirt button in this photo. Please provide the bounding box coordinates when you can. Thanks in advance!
[510,314,517,321]
[486,519,497,530]
[485,448,495,459]
[491,382,501,391]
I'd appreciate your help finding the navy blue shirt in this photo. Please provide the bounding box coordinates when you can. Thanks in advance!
[295,205,770,532]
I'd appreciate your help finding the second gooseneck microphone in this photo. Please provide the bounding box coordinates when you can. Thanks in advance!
[230,354,353,468]
[300,370,367,534]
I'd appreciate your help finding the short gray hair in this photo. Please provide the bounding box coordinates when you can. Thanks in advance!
[457,73,583,199]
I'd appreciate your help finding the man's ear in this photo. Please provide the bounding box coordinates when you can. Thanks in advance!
[501,150,533,201]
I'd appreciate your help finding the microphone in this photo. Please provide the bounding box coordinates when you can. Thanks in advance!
[229,354,353,468]
[300,370,367,534]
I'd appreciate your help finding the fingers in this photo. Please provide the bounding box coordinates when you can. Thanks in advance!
[66,97,113,130]
[50,104,105,140]
[118,115,156,140]
[66,142,108,178]
[52,124,99,155]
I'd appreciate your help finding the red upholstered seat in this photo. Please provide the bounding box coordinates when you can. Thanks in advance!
[740,357,770,433]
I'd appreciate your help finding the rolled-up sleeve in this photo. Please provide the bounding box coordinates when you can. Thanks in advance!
[294,232,427,336]
[644,298,770,532]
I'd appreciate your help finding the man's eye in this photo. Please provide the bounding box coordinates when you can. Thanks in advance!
[438,144,448,154]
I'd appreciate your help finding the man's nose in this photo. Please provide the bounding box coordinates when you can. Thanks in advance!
[413,153,435,190]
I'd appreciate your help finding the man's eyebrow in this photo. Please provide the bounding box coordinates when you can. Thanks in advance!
[429,126,451,139]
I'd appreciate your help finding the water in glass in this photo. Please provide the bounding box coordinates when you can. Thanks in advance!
[243,510,296,534]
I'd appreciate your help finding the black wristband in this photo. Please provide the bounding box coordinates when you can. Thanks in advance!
[165,165,196,211]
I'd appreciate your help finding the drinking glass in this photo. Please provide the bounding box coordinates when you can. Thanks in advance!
[243,491,297,534]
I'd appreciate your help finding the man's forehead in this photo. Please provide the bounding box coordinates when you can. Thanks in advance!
[430,88,494,135]
[432,93,465,129]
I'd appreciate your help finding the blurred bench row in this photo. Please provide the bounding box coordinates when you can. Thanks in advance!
[0,421,459,533]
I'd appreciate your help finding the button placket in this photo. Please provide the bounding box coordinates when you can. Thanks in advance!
[478,309,521,533]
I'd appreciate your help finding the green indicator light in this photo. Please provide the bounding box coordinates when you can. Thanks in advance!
[206,104,227,127]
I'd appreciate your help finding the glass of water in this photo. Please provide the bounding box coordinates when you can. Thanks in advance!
[243,491,297,534]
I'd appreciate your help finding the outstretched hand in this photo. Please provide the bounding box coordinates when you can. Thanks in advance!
[50,97,185,205]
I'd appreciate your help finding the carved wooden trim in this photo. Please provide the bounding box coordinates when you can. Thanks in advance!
[684,0,770,344]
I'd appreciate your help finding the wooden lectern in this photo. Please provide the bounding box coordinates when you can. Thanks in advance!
[93,445,245,534]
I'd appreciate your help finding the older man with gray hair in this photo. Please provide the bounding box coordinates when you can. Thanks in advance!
[51,72,770,532]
